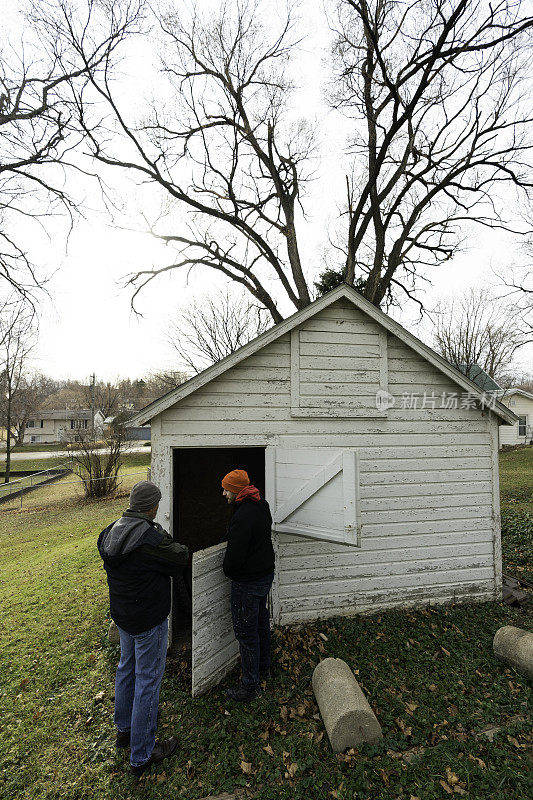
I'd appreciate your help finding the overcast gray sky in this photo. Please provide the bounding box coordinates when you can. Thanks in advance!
[5,0,531,382]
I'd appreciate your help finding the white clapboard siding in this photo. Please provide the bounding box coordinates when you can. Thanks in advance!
[279,566,494,601]
[192,543,238,697]
[499,392,533,445]
[290,302,387,418]
[280,581,496,624]
[154,295,501,632]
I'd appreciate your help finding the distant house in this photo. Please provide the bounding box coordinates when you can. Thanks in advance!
[103,415,151,441]
[23,410,105,444]
[499,388,533,446]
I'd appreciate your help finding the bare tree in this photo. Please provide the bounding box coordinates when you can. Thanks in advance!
[69,426,126,499]
[58,0,533,318]
[494,234,533,333]
[0,300,36,482]
[63,0,315,322]
[331,0,533,308]
[0,0,143,304]
[9,372,56,445]
[144,370,189,394]
[433,288,530,383]
[168,289,270,373]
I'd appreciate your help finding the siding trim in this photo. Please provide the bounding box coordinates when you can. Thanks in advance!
[490,413,503,599]
[265,447,281,624]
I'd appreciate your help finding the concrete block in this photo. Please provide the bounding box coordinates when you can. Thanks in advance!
[312,658,382,752]
[493,626,533,679]
[108,621,120,645]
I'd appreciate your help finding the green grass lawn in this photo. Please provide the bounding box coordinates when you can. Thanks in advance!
[0,451,531,800]
[499,447,533,583]
[1,450,151,477]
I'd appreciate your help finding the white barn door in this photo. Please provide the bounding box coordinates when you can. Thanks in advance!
[265,447,361,546]
[191,542,239,697]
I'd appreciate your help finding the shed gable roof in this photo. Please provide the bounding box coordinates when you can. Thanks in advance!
[132,284,517,426]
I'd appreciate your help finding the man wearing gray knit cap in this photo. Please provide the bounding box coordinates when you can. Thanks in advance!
[98,481,189,777]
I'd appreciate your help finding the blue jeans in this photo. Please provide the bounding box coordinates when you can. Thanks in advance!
[114,619,168,767]
[231,572,274,690]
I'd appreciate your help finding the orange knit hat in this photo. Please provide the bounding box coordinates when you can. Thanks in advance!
[221,469,250,494]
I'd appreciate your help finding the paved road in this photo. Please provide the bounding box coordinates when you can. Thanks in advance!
[5,445,151,462]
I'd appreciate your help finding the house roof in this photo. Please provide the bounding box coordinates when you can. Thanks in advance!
[35,409,93,420]
[131,284,517,426]
[457,364,502,392]
[500,387,533,402]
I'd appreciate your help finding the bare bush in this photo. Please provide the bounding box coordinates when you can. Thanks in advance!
[69,429,126,499]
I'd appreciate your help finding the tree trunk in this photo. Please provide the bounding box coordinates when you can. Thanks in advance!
[5,402,11,483]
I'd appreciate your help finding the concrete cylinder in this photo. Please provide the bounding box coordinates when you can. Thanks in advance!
[493,626,533,679]
[312,658,382,752]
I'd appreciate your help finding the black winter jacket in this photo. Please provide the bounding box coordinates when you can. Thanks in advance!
[97,510,189,634]
[223,498,275,582]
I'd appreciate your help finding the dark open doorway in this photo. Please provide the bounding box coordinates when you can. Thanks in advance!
[170,447,266,657]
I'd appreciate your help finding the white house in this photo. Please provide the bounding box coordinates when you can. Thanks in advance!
[498,388,533,446]
[24,410,105,444]
[131,285,516,696]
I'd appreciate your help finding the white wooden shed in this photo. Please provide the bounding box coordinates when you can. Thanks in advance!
[132,285,517,695]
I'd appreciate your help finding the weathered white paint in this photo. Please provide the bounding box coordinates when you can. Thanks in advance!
[144,290,512,685]
[192,542,239,697]
[267,448,360,546]
[132,285,516,426]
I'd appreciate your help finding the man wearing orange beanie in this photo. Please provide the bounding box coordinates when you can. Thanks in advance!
[221,469,275,702]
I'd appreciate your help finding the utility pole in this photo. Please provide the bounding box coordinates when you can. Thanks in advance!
[90,372,96,439]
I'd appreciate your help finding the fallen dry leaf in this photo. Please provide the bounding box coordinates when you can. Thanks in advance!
[286,762,298,778]
[280,706,288,722]
[240,761,253,775]
[446,767,460,785]
[440,780,454,795]
[263,745,274,756]
[468,754,486,768]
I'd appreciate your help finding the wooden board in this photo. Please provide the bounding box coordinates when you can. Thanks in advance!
[192,542,239,697]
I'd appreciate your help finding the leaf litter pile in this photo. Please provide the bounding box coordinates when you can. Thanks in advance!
[135,603,533,800]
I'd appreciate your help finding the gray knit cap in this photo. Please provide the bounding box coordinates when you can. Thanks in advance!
[129,481,162,512]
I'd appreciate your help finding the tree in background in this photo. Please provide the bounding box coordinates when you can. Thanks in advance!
[68,425,126,500]
[331,0,533,309]
[56,0,533,318]
[0,300,36,481]
[0,0,143,306]
[433,288,530,384]
[9,372,57,445]
[168,290,270,373]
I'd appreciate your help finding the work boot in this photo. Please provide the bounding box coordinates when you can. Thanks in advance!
[115,729,130,749]
[225,684,261,702]
[129,737,179,777]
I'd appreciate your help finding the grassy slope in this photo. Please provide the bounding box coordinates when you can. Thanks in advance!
[499,447,533,583]
[0,453,531,800]
[1,450,151,476]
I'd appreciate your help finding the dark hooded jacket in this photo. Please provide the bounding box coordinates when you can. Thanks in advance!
[223,497,275,582]
[97,511,189,634]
